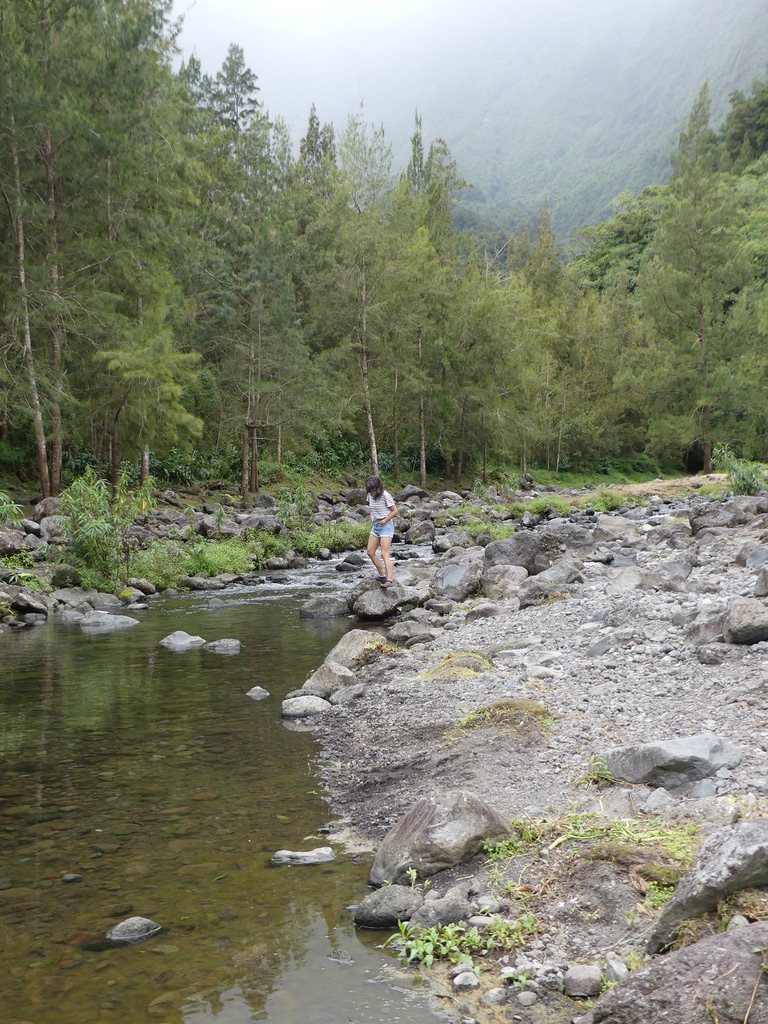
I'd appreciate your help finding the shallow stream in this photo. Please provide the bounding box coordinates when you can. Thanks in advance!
[0,567,445,1024]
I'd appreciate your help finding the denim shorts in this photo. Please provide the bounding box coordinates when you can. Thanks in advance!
[371,519,394,539]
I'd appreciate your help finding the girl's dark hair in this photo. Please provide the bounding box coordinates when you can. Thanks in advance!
[365,475,384,499]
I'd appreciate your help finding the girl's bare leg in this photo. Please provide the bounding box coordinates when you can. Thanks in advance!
[379,536,393,581]
[366,533,384,576]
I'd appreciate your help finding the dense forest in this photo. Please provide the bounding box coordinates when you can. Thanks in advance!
[2,0,768,500]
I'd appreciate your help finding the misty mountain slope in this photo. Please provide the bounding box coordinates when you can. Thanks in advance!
[435,0,768,236]
[261,0,767,239]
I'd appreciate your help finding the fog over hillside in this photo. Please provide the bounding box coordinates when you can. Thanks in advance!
[178,0,768,238]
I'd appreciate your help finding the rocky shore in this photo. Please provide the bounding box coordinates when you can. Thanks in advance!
[5,478,768,1022]
[283,482,768,1024]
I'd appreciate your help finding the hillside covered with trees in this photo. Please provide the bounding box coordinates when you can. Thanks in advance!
[236,0,768,239]
[2,0,768,499]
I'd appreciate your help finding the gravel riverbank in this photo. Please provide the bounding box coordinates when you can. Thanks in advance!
[306,487,768,1024]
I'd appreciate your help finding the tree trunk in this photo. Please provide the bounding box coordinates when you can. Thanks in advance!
[359,269,379,474]
[249,425,259,494]
[43,130,64,495]
[392,366,399,480]
[140,448,151,484]
[109,433,121,488]
[10,114,52,498]
[241,429,249,500]
[417,333,427,489]
[698,290,712,474]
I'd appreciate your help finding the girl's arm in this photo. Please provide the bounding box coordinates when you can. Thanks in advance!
[379,502,398,524]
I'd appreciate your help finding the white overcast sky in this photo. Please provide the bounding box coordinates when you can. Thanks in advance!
[172,0,448,139]
[174,0,436,62]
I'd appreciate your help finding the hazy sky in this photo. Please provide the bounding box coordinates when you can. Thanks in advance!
[173,0,449,140]
[174,0,437,64]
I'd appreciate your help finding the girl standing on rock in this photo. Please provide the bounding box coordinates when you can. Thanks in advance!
[365,475,398,587]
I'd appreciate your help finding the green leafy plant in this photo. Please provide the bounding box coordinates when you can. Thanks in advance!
[712,444,768,495]
[572,754,618,787]
[276,485,316,531]
[383,914,537,968]
[0,490,23,524]
[644,880,675,909]
[59,468,154,590]
[579,488,626,512]
[509,495,573,517]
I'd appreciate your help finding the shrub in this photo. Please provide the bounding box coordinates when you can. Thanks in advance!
[0,490,23,525]
[712,444,768,495]
[59,469,153,590]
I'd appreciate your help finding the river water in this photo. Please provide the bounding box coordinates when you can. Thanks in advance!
[0,566,446,1024]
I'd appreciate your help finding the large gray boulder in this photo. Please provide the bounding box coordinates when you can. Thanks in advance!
[596,921,768,1022]
[395,484,429,502]
[408,891,473,930]
[301,660,356,698]
[432,530,474,553]
[281,694,332,717]
[354,884,425,928]
[647,820,768,953]
[299,595,350,619]
[481,563,528,600]
[0,528,25,556]
[592,514,642,544]
[368,790,511,886]
[722,596,768,644]
[237,513,282,533]
[407,520,436,544]
[430,561,482,601]
[603,733,741,789]
[324,629,384,668]
[32,496,62,522]
[351,583,407,619]
[80,611,140,633]
[9,588,52,616]
[538,520,595,561]
[38,514,68,542]
[483,532,546,574]
[689,500,751,535]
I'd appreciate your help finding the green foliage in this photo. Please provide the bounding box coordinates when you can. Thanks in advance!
[580,489,625,512]
[384,913,538,968]
[645,881,675,909]
[509,495,573,517]
[291,521,370,556]
[483,814,699,874]
[1,550,36,569]
[276,485,316,531]
[448,698,553,741]
[4,0,768,503]
[712,444,768,495]
[0,491,23,524]
[1,569,50,593]
[59,470,153,590]
[572,754,618,787]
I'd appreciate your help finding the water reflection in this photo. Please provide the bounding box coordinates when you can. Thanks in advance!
[0,576,445,1024]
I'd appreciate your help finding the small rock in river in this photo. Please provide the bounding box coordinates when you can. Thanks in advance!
[270,846,335,866]
[203,638,241,654]
[159,630,207,651]
[106,915,162,943]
